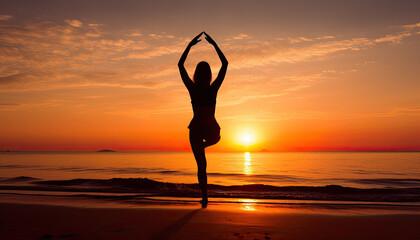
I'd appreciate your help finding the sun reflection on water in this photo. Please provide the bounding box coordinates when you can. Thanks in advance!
[240,199,257,211]
[244,152,252,175]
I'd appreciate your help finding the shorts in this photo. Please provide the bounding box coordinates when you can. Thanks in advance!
[188,119,221,145]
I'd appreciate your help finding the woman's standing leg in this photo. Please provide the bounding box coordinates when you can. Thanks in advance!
[189,130,208,207]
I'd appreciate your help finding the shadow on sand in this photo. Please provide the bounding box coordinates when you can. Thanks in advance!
[150,209,202,240]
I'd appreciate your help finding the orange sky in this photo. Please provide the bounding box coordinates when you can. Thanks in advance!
[0,0,419,151]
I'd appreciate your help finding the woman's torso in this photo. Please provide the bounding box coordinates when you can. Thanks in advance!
[188,85,219,129]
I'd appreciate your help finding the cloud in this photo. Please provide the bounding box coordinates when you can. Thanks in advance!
[217,73,327,107]
[0,67,177,92]
[374,32,412,44]
[0,17,418,94]
[119,45,183,59]
[220,110,327,122]
[402,22,420,29]
[0,100,61,111]
[224,37,372,70]
[0,15,12,21]
[225,24,417,70]
[348,106,420,118]
[105,105,191,119]
[127,30,142,37]
[278,35,335,43]
[287,36,314,43]
[148,33,175,39]
[0,18,188,92]
[316,36,335,40]
[225,33,250,41]
[64,19,82,27]
[232,33,249,40]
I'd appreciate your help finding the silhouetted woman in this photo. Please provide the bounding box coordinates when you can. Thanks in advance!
[178,32,228,207]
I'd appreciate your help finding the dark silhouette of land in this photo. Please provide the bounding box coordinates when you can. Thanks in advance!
[97,149,116,152]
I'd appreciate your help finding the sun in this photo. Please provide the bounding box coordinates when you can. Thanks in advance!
[238,131,256,146]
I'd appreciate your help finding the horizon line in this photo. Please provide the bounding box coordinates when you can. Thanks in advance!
[1,150,419,153]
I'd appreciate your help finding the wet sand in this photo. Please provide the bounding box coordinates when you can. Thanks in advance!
[1,202,419,240]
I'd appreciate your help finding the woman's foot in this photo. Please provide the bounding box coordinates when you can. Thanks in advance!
[199,197,208,208]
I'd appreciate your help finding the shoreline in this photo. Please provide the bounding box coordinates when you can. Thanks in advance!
[1,190,419,215]
[1,175,419,204]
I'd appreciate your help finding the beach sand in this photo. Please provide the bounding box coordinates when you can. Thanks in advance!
[1,202,419,240]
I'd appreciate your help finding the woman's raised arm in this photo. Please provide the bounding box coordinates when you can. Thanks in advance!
[178,32,203,90]
[204,32,228,90]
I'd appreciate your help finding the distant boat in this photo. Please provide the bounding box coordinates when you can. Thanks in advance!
[97,149,116,152]
[259,149,270,152]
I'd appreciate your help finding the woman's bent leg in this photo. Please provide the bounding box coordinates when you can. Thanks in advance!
[203,127,221,148]
[204,135,220,148]
[189,130,208,207]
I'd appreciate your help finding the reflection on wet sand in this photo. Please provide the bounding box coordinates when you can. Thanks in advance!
[240,199,257,211]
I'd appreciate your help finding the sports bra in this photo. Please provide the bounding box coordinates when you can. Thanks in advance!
[189,85,217,106]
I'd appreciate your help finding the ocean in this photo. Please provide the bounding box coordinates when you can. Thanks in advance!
[1,151,419,208]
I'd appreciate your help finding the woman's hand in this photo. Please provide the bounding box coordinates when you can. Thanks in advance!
[203,32,216,46]
[188,32,203,47]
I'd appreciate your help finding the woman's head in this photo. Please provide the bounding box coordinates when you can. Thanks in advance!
[193,61,211,86]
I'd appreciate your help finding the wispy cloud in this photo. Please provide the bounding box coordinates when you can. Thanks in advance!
[226,29,416,70]
[220,110,327,122]
[0,17,419,95]
[64,19,82,28]
[348,106,420,118]
[402,22,420,29]
[374,32,413,44]
[148,33,175,39]
[126,30,143,37]
[0,100,62,111]
[277,35,335,43]
[0,18,185,92]
[224,37,372,69]
[218,73,328,107]
[0,15,12,21]
[0,68,177,92]
[225,33,250,41]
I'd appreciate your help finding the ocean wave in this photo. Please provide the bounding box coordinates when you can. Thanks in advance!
[0,176,419,203]
[1,164,418,187]
[0,176,41,183]
[351,178,420,186]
